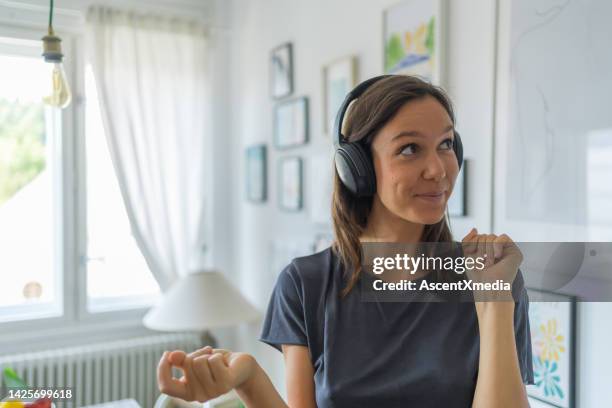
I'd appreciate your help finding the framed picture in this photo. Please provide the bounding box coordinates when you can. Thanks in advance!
[526,288,577,408]
[274,97,309,149]
[245,145,267,203]
[278,157,303,211]
[383,0,447,85]
[270,42,293,99]
[491,0,612,242]
[322,56,358,137]
[448,159,468,216]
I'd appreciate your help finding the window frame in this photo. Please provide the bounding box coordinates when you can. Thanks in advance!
[0,23,156,355]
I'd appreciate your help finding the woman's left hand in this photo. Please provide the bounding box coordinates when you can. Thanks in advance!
[461,228,523,300]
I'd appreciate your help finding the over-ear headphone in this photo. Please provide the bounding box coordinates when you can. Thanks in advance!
[333,75,463,197]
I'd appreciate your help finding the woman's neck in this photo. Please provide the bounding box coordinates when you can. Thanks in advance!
[360,195,424,243]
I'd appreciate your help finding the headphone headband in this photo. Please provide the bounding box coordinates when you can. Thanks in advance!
[332,75,392,148]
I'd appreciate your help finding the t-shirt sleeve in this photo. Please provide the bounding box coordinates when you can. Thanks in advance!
[513,269,535,385]
[259,262,308,352]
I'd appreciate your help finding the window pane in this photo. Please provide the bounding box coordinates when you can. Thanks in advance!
[85,66,160,312]
[0,46,62,322]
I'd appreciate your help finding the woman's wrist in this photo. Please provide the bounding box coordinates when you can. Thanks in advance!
[235,359,289,408]
[475,297,515,321]
[235,357,265,398]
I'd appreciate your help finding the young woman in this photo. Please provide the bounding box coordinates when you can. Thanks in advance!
[157,75,534,408]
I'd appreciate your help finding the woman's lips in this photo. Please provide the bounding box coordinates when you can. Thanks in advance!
[414,191,446,204]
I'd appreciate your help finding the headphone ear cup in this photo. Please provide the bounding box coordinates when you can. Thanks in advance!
[334,143,376,197]
[453,131,464,170]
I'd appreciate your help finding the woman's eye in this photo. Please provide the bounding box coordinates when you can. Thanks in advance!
[400,144,418,155]
[440,138,453,149]
[399,138,453,156]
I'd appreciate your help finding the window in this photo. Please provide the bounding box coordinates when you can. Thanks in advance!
[0,37,63,323]
[0,29,159,328]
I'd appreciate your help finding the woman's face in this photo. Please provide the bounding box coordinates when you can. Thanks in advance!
[370,95,459,225]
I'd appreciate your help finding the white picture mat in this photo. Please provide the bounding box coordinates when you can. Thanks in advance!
[275,98,307,147]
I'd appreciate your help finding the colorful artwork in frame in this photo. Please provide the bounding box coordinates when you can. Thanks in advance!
[278,157,303,211]
[246,145,267,203]
[322,56,357,137]
[270,42,293,99]
[274,97,309,149]
[526,288,576,408]
[383,0,446,85]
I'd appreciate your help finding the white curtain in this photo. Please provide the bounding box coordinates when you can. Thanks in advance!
[85,6,210,290]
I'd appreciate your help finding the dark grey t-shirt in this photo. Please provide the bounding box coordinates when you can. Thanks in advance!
[260,246,534,408]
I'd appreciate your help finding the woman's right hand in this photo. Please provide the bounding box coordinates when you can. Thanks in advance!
[157,346,257,403]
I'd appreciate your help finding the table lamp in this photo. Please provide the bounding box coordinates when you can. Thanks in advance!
[143,270,260,347]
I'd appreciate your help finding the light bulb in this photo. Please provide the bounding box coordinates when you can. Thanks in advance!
[42,29,71,109]
[43,60,71,108]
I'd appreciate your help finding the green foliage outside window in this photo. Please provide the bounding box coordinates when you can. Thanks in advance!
[0,98,46,206]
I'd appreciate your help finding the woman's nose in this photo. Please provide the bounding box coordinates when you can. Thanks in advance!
[422,151,446,181]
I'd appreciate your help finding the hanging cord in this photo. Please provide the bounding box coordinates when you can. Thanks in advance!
[48,0,54,35]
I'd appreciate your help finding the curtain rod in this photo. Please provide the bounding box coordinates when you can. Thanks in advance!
[0,0,227,29]
[0,0,83,18]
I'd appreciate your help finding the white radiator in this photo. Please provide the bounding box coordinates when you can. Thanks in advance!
[0,333,201,408]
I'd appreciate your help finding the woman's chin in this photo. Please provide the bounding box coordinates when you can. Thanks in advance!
[411,209,446,225]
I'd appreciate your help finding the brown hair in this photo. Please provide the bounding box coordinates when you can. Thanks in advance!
[331,75,457,297]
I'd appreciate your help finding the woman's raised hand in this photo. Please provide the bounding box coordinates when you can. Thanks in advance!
[157,346,257,403]
[461,228,524,300]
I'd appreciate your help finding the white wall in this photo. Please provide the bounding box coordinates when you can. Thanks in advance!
[225,0,498,398]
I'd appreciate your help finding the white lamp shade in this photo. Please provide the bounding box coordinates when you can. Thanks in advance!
[143,270,260,331]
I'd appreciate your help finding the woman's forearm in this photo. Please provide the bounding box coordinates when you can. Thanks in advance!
[472,300,529,408]
[236,361,289,408]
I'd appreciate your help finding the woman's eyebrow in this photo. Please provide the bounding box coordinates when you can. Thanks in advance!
[391,125,455,141]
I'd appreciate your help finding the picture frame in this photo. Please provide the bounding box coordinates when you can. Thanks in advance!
[526,288,577,408]
[322,56,358,137]
[278,157,303,211]
[383,0,447,85]
[270,42,293,99]
[245,145,267,203]
[448,159,468,216]
[274,97,309,149]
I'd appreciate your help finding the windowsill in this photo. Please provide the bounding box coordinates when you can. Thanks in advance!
[0,302,63,324]
[0,308,158,356]
[87,294,159,313]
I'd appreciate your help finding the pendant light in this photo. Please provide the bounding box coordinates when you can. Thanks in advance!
[41,0,71,108]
